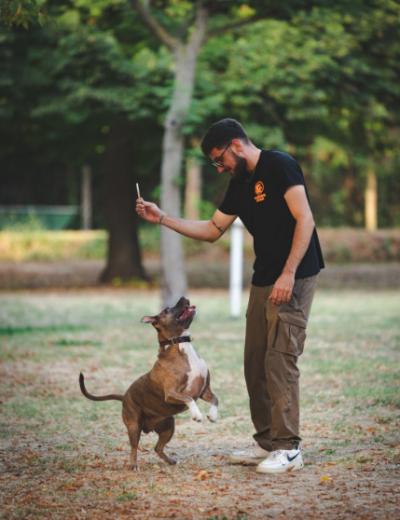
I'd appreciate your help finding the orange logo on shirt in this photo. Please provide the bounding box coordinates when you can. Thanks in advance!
[254,181,266,202]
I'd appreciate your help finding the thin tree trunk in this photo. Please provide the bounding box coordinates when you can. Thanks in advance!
[81,164,92,230]
[343,157,363,227]
[365,168,378,231]
[159,10,207,306]
[100,120,148,283]
[184,150,202,220]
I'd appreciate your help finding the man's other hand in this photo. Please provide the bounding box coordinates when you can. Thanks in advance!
[269,271,295,306]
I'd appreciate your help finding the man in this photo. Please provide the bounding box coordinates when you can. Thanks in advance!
[136,118,324,474]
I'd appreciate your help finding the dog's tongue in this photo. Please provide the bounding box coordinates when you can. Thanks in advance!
[179,306,195,320]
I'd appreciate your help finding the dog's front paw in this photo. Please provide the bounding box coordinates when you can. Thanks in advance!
[207,405,218,423]
[189,401,203,422]
[191,410,203,422]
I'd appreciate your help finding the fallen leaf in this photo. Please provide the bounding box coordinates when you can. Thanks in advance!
[194,470,209,481]
[356,455,372,463]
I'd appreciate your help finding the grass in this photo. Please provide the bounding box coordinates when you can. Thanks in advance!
[0,226,231,262]
[0,230,108,261]
[1,227,400,264]
[0,288,399,519]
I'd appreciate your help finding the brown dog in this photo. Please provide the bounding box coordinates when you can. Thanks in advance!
[79,297,218,470]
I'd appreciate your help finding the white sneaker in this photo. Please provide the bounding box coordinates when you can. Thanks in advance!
[229,445,270,465]
[256,449,304,474]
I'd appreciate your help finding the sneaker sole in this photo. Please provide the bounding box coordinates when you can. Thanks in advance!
[256,460,304,474]
[229,456,266,466]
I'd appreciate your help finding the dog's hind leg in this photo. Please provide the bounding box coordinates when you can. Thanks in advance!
[122,409,141,471]
[126,423,141,471]
[200,371,219,422]
[154,417,176,465]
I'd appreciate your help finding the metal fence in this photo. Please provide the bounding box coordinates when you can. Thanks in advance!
[0,205,78,230]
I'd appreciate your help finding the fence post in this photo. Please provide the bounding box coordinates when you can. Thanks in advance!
[230,218,244,318]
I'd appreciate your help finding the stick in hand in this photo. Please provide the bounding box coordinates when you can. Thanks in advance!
[136,182,141,199]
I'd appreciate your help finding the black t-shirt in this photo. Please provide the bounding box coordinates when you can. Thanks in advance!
[219,150,324,286]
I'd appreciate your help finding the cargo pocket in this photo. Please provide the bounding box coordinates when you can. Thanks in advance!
[273,311,307,357]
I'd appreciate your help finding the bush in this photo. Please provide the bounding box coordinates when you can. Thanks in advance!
[318,228,400,263]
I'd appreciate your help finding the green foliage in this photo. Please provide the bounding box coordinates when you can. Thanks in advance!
[0,0,399,230]
[0,0,45,28]
[195,3,399,226]
[199,200,215,220]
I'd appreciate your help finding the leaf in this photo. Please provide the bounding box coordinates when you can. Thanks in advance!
[194,470,209,481]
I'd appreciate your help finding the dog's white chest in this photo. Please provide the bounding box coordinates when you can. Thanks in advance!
[179,342,208,391]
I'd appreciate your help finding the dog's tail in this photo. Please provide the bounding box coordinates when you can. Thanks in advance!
[79,373,124,402]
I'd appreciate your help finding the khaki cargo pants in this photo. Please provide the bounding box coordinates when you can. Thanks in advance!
[244,276,317,451]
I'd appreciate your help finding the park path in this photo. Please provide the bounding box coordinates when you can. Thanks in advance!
[1,260,400,289]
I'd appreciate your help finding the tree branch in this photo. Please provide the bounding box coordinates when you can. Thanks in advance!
[205,14,265,41]
[188,2,208,51]
[132,0,179,51]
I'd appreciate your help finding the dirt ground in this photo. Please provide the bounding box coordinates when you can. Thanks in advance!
[1,384,398,520]
[2,424,398,520]
[0,289,399,519]
[1,259,400,290]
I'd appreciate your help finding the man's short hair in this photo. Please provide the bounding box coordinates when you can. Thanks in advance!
[201,118,249,156]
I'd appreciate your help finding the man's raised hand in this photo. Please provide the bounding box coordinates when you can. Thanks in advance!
[136,198,164,224]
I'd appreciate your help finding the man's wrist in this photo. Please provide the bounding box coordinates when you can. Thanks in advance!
[283,265,296,275]
[159,212,166,225]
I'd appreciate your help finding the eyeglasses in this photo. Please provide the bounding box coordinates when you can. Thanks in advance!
[211,142,231,168]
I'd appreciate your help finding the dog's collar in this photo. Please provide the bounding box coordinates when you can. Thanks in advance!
[159,335,191,347]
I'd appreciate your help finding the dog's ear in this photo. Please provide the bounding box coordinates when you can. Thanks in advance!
[141,315,158,324]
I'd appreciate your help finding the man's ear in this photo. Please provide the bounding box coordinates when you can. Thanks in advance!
[141,315,157,324]
[230,138,244,156]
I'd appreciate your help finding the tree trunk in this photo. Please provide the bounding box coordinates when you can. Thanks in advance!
[343,157,363,227]
[365,168,378,231]
[184,152,202,220]
[100,120,148,283]
[81,164,92,230]
[160,10,207,306]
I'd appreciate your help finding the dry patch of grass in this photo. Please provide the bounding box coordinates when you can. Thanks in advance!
[0,289,399,519]
[0,231,107,262]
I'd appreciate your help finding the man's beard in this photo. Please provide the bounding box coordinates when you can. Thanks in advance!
[230,154,248,181]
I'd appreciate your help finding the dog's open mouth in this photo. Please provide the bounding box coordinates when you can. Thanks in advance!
[178,305,196,322]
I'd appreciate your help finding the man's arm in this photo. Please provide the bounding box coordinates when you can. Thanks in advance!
[136,198,236,242]
[269,185,315,306]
